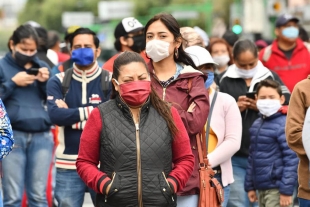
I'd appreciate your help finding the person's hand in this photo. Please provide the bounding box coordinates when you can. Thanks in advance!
[106,183,112,195]
[11,71,36,87]
[247,98,258,111]
[237,96,249,112]
[36,67,49,82]
[55,99,68,108]
[248,190,258,203]
[187,102,196,113]
[280,194,292,207]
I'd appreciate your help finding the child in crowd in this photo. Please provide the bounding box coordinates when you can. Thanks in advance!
[245,79,298,207]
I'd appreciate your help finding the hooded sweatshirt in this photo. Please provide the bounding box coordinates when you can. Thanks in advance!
[0,53,51,132]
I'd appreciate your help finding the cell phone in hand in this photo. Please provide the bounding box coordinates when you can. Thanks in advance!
[27,68,39,76]
[246,92,256,99]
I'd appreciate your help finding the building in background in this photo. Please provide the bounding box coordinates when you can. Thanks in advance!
[0,0,26,28]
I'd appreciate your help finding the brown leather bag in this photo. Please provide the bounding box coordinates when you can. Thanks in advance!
[196,91,224,207]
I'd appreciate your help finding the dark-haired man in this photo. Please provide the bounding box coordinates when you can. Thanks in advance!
[47,27,111,207]
[259,14,310,92]
[103,17,148,72]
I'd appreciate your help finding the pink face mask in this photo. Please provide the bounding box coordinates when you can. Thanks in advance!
[114,80,151,107]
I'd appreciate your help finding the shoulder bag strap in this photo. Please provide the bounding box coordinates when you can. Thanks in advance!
[196,91,218,164]
[203,91,218,158]
[61,68,73,98]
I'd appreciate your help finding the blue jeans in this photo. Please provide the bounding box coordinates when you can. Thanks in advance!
[299,198,310,207]
[55,168,96,207]
[214,173,230,207]
[2,130,54,207]
[227,156,258,207]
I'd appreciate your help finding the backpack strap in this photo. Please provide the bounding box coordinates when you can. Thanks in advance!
[100,69,110,97]
[61,68,74,98]
[262,45,272,62]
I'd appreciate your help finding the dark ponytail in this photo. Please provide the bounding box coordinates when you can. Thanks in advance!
[112,51,178,136]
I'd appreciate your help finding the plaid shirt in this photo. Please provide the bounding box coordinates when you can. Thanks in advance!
[158,63,183,88]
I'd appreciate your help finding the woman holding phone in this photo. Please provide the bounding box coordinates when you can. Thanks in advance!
[0,24,53,207]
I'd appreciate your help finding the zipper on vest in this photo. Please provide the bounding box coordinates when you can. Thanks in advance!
[130,108,143,207]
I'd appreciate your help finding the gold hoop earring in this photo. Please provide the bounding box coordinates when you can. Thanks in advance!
[174,48,179,59]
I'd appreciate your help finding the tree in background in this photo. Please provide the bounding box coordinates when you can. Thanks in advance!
[18,0,100,31]
[133,0,231,35]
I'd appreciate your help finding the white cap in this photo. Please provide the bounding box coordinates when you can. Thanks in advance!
[122,17,144,33]
[185,46,218,67]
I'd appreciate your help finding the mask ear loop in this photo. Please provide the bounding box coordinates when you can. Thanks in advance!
[113,79,120,85]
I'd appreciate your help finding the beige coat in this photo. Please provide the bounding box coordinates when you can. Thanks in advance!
[286,76,310,199]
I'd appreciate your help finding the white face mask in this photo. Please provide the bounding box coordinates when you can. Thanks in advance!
[256,99,282,117]
[235,65,258,79]
[213,55,230,67]
[145,39,170,62]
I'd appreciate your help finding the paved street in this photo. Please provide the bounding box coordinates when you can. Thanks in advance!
[83,194,93,207]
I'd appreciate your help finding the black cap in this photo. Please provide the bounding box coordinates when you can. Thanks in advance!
[275,14,299,28]
[114,17,144,39]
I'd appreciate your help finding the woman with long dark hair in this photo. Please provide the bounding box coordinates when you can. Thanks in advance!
[76,51,194,207]
[144,13,210,206]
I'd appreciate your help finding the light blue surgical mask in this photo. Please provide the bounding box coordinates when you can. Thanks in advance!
[204,72,214,89]
[282,26,299,39]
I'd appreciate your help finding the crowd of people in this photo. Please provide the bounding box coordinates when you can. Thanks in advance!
[0,11,309,207]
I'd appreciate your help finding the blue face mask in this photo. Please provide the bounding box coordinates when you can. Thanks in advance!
[282,27,299,39]
[204,72,214,89]
[71,48,94,66]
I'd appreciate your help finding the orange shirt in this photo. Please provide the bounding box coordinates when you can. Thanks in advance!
[208,127,218,153]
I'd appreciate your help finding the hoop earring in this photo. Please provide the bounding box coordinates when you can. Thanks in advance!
[174,48,179,59]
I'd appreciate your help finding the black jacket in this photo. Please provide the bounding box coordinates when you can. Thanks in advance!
[96,96,176,207]
[219,61,290,157]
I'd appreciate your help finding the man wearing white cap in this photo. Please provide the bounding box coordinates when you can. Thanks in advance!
[102,17,148,72]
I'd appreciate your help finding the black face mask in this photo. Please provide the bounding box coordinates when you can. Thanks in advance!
[14,51,36,67]
[129,35,146,53]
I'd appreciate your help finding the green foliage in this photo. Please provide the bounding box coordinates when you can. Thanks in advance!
[18,0,100,31]
[134,0,213,32]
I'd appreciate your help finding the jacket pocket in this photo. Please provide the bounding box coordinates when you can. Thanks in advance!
[159,172,176,205]
[105,172,121,202]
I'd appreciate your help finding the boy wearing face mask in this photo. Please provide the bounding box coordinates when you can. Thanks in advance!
[259,14,310,92]
[46,28,111,207]
[245,79,298,207]
[102,17,148,72]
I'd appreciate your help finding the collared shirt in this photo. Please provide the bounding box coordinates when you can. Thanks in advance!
[159,63,183,88]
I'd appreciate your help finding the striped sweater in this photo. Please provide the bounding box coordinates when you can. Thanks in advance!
[47,62,111,169]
